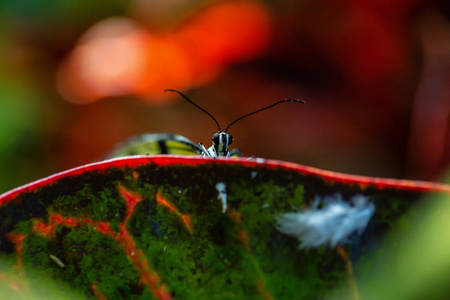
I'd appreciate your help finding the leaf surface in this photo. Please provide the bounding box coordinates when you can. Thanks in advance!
[0,155,449,299]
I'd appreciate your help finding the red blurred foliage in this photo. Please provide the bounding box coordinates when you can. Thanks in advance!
[37,0,450,182]
[58,1,272,105]
[272,0,422,102]
[407,12,450,180]
[252,0,429,178]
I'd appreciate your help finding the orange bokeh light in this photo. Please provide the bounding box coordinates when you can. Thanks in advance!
[57,1,272,105]
[58,17,154,104]
[173,0,272,80]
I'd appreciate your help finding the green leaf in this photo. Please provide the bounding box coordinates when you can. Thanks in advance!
[0,155,448,299]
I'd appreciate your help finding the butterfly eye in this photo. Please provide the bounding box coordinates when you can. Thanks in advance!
[228,134,234,145]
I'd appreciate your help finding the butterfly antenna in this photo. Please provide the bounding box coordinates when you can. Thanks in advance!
[225,99,305,132]
[165,89,221,131]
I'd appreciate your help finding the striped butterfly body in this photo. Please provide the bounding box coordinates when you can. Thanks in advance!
[107,90,304,159]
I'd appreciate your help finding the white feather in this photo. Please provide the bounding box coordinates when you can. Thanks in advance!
[276,193,375,249]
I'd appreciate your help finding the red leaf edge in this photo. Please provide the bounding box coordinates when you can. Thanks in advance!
[1,155,449,207]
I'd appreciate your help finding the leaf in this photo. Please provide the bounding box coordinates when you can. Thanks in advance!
[0,155,449,299]
[348,190,450,300]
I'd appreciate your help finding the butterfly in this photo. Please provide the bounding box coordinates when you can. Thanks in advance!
[106,89,305,159]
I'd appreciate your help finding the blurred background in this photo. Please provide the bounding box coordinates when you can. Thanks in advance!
[2,0,450,193]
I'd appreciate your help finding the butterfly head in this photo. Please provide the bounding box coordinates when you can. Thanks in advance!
[211,131,234,157]
[164,89,305,158]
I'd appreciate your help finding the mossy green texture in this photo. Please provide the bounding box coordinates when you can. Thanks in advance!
[22,226,141,299]
[0,160,433,299]
[52,184,126,223]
